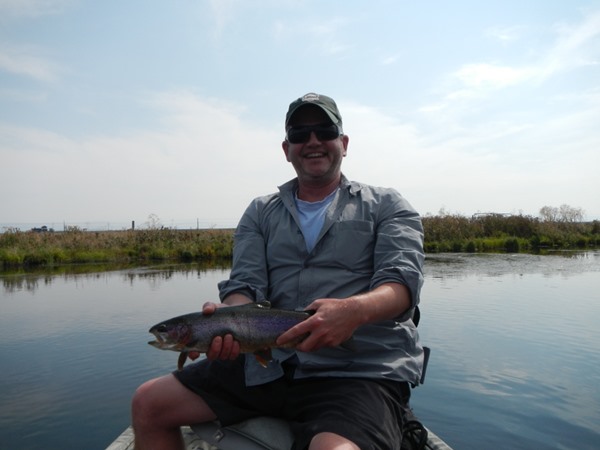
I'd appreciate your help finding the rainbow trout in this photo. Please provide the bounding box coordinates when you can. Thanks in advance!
[148,301,310,370]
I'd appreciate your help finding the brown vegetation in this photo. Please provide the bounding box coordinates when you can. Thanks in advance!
[1,206,598,269]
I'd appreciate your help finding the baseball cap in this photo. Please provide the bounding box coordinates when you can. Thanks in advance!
[285,93,343,131]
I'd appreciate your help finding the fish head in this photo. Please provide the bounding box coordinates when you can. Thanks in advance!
[148,319,193,351]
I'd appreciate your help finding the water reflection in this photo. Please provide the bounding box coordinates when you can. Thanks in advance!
[1,261,231,293]
[424,250,600,279]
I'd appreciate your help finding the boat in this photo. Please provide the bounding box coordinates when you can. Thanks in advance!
[106,415,453,449]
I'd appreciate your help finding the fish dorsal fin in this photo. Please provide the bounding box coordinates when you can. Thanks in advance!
[233,301,271,311]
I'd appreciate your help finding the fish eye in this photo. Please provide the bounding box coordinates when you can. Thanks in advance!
[157,324,168,332]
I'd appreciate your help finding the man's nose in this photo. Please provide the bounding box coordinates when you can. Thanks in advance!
[306,131,321,144]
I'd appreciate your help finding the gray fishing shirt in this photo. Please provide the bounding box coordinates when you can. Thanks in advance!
[218,174,425,387]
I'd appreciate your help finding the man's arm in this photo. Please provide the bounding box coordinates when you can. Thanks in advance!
[276,282,411,352]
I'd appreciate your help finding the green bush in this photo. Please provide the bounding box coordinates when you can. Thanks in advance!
[422,213,598,254]
[504,238,519,253]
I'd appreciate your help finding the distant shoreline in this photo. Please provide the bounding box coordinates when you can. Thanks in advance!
[1,215,599,270]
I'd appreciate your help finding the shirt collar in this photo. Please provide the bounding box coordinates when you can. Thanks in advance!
[278,173,361,196]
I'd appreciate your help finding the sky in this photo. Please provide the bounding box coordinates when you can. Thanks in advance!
[1,0,599,230]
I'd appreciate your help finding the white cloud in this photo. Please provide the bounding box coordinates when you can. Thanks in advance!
[0,87,48,102]
[454,63,535,90]
[208,0,237,39]
[541,9,600,76]
[381,54,400,66]
[273,15,352,57]
[422,10,600,114]
[0,0,73,18]
[485,25,524,43]
[0,91,291,225]
[337,81,600,219]
[0,45,62,82]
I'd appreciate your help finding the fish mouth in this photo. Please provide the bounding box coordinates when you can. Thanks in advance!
[148,332,185,351]
[148,328,164,341]
[148,330,171,349]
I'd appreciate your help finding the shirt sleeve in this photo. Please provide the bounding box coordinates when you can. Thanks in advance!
[370,188,425,315]
[217,199,269,302]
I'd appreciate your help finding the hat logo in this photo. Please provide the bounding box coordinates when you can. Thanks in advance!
[301,93,320,102]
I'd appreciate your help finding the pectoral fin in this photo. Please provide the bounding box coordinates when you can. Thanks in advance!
[177,351,188,371]
[253,348,273,368]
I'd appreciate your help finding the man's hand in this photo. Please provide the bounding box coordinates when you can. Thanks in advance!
[188,295,253,363]
[275,283,411,353]
[276,297,363,352]
[201,301,242,361]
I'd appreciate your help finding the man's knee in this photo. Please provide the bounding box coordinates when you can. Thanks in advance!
[131,381,152,424]
[132,373,218,430]
[310,432,360,450]
[131,377,170,426]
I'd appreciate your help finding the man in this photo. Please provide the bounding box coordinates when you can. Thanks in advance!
[132,93,425,450]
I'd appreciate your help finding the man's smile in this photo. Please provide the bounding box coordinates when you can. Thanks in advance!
[304,152,327,159]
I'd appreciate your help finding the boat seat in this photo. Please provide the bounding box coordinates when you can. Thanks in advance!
[191,416,292,450]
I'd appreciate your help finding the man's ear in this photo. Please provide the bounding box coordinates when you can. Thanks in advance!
[282,140,291,162]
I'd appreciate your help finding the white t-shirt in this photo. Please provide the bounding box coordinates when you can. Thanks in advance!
[295,188,339,252]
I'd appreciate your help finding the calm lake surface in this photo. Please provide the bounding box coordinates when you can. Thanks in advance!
[1,252,599,450]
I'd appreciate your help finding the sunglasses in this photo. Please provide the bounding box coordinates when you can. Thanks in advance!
[286,123,341,144]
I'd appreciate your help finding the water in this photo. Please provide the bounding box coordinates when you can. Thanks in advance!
[1,253,599,449]
[415,252,600,450]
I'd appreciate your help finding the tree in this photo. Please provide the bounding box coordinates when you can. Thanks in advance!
[558,204,585,222]
[145,213,163,230]
[539,205,585,222]
[539,206,558,222]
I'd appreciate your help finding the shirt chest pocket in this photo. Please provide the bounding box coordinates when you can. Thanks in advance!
[331,220,375,271]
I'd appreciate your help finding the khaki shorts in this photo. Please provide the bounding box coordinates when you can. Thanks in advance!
[174,356,411,450]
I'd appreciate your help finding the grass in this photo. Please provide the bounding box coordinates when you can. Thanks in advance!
[0,228,234,269]
[1,214,599,269]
